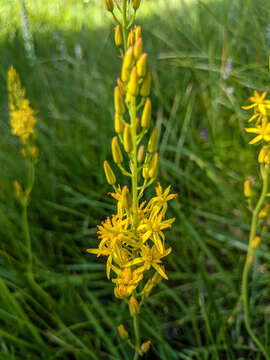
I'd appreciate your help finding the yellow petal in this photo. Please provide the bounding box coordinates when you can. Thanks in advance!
[152,263,168,280]
[249,135,262,144]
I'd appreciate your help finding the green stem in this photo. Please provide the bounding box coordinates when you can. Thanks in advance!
[22,202,32,272]
[133,315,141,360]
[122,0,128,52]
[241,164,270,359]
[22,159,35,272]
[130,96,138,228]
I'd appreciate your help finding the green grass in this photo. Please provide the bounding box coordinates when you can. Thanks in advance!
[1,0,270,358]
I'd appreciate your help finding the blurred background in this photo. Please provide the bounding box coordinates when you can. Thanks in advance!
[1,0,270,359]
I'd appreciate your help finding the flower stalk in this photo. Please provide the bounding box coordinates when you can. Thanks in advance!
[89,1,178,356]
[242,92,270,359]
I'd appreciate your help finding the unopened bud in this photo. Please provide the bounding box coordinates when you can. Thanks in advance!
[252,236,261,249]
[104,160,116,185]
[129,296,140,316]
[117,77,126,95]
[117,324,129,340]
[244,179,252,197]
[137,145,145,163]
[142,163,149,179]
[141,98,151,128]
[123,47,134,70]
[104,0,114,12]
[123,124,133,153]
[141,341,151,353]
[259,204,270,218]
[13,180,23,201]
[112,136,123,163]
[115,113,125,133]
[136,117,140,133]
[132,0,141,11]
[128,67,138,96]
[135,25,142,41]
[122,186,131,209]
[137,53,147,77]
[143,278,153,297]
[140,72,151,97]
[114,25,123,47]
[148,127,158,153]
[114,86,125,115]
[128,29,135,47]
[31,146,38,158]
[149,153,159,178]
[134,37,143,60]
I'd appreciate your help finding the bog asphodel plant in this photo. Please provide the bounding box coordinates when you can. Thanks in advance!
[8,66,38,273]
[87,1,177,358]
[242,91,270,359]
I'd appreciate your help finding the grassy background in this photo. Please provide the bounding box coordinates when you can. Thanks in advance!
[1,0,270,359]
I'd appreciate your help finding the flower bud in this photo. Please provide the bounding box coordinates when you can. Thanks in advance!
[127,67,138,96]
[117,324,129,340]
[135,25,142,41]
[148,127,158,153]
[141,341,151,353]
[259,204,270,218]
[112,136,123,163]
[117,77,126,95]
[149,153,159,178]
[114,86,125,115]
[252,236,261,249]
[104,0,114,12]
[137,145,145,163]
[141,98,151,128]
[140,72,151,97]
[104,160,116,185]
[114,25,123,48]
[114,113,125,133]
[123,124,133,153]
[142,163,149,179]
[123,47,134,70]
[128,29,135,47]
[244,179,252,197]
[137,53,147,77]
[13,180,23,201]
[143,278,153,297]
[136,117,140,133]
[132,0,141,11]
[122,186,131,209]
[134,37,143,60]
[129,296,140,316]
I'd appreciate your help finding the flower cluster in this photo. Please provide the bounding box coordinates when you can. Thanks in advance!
[87,6,177,300]
[243,90,270,163]
[88,183,176,298]
[8,66,38,159]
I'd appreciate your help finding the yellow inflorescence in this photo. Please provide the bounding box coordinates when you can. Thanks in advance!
[87,183,177,298]
[87,22,177,300]
[243,90,270,163]
[8,66,37,157]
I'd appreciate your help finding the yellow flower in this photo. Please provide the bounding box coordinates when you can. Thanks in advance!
[87,214,130,279]
[112,267,143,298]
[146,182,178,216]
[8,67,37,145]
[242,90,269,115]
[245,119,270,144]
[137,213,175,253]
[124,244,171,280]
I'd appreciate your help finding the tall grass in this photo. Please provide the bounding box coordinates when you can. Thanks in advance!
[1,0,270,358]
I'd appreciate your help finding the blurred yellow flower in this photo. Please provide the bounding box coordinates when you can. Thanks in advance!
[8,66,37,145]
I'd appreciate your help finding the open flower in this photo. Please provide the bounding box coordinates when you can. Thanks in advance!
[124,244,172,280]
[245,119,270,144]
